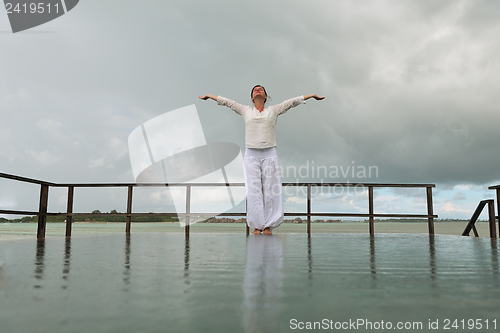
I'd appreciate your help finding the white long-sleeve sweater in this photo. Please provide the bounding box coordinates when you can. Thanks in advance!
[217,95,305,149]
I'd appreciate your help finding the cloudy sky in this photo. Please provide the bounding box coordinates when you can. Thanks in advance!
[1,0,500,221]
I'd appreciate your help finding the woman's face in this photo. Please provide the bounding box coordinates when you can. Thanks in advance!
[252,86,267,102]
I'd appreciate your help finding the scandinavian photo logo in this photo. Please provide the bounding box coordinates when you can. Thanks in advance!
[127,105,246,227]
[4,0,79,33]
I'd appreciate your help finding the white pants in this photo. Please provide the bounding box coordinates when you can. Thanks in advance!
[243,147,284,230]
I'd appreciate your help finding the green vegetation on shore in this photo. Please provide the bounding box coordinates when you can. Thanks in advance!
[0,210,179,223]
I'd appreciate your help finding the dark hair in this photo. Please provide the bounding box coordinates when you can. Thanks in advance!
[251,85,269,104]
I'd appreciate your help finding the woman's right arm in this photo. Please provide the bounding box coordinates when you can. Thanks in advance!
[199,94,245,115]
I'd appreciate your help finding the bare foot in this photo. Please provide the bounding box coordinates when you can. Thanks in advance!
[263,227,272,235]
[251,229,262,235]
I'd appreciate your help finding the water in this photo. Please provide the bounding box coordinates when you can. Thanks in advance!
[0,233,499,332]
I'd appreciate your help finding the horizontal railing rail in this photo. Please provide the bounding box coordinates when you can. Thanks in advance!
[0,172,437,239]
[0,172,56,186]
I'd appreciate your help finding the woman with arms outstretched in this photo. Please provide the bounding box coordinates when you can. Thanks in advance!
[199,86,325,235]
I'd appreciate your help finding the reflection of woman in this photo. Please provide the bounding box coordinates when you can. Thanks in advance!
[242,234,284,331]
[199,86,324,235]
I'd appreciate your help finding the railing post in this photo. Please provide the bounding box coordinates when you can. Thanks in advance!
[307,184,311,236]
[496,189,500,238]
[37,184,49,239]
[426,187,435,236]
[185,185,191,237]
[488,199,497,239]
[126,186,133,235]
[65,186,74,237]
[368,186,374,236]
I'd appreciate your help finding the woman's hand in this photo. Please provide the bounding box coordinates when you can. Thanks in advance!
[199,94,217,101]
[303,94,325,101]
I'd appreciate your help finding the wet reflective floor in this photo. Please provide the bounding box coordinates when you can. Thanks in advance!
[0,233,499,333]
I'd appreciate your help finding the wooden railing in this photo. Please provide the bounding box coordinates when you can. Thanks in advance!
[461,185,500,239]
[489,184,500,232]
[0,172,438,239]
[462,199,497,238]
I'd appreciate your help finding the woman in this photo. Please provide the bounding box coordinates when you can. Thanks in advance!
[199,86,324,235]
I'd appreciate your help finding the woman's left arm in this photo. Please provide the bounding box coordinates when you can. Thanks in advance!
[303,94,325,101]
[276,94,325,115]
